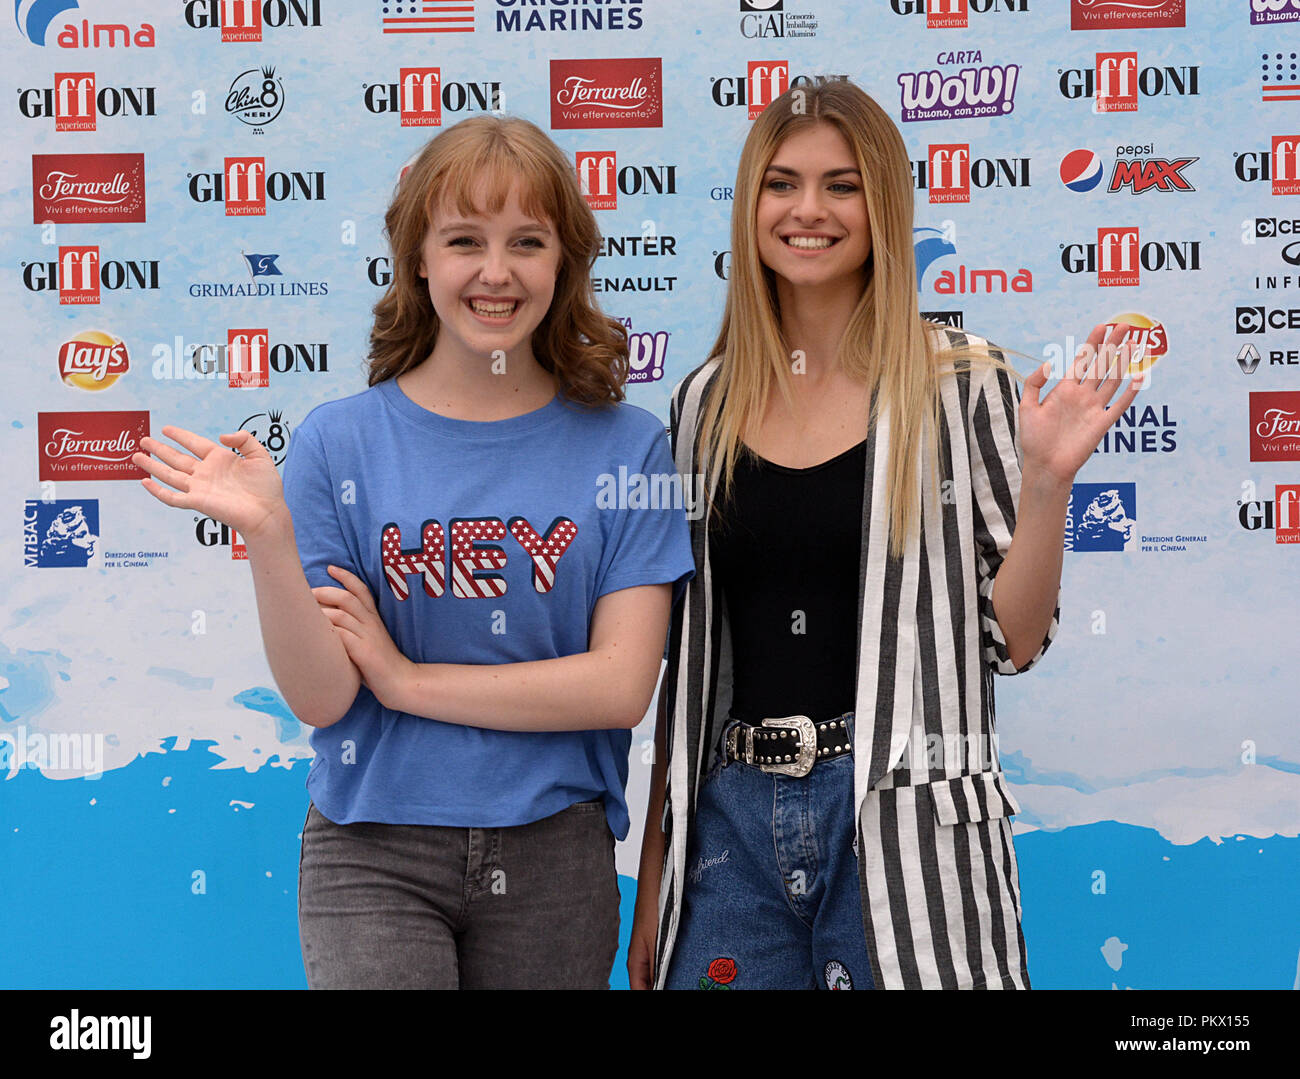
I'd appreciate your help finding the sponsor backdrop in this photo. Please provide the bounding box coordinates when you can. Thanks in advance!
[2,0,1298,990]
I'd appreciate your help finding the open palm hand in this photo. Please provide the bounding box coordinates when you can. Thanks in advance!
[1018,321,1147,488]
[133,425,287,542]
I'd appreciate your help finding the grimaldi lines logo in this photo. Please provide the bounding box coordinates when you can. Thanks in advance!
[897,51,1019,122]
[22,246,160,305]
[362,68,503,127]
[188,157,325,216]
[38,410,149,481]
[17,73,156,130]
[550,58,662,129]
[183,0,322,41]
[32,153,145,223]
[1070,0,1185,30]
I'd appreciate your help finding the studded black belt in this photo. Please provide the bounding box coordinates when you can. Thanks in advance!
[723,715,853,778]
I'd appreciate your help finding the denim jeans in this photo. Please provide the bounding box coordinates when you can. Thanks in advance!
[297,799,620,989]
[664,712,876,990]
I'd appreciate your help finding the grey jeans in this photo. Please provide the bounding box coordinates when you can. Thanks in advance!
[297,800,620,989]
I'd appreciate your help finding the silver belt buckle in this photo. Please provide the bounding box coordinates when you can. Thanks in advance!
[759,716,817,777]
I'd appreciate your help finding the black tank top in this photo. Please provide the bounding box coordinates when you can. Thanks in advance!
[710,438,866,729]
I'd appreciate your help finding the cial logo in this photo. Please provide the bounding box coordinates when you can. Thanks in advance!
[38,410,148,481]
[495,0,635,31]
[183,0,322,42]
[226,65,284,131]
[32,153,146,223]
[1250,391,1300,461]
[1070,0,1185,30]
[739,0,819,39]
[550,57,662,129]
[1065,483,1137,551]
[21,246,160,304]
[59,329,130,390]
[18,73,156,130]
[23,499,100,568]
[1057,53,1199,111]
[187,158,326,215]
[897,51,1019,122]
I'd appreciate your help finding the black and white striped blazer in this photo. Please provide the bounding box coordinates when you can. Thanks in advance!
[653,327,1059,990]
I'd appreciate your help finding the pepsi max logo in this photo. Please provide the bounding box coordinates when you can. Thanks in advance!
[1060,148,1104,192]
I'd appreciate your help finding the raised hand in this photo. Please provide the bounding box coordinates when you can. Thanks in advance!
[1017,321,1147,489]
[133,426,287,543]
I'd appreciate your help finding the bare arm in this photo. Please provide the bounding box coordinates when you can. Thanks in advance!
[318,570,672,731]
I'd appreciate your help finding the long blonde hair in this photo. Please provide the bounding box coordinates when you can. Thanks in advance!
[368,114,629,406]
[698,79,1021,558]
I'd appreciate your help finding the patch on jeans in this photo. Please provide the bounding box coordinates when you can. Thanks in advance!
[700,957,737,990]
[824,960,853,990]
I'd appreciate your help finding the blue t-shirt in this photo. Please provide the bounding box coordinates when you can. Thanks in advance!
[281,377,695,840]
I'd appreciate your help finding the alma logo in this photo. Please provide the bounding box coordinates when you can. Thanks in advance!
[32,153,146,223]
[550,57,662,129]
[59,330,130,390]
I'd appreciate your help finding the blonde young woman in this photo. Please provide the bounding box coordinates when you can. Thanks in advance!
[628,80,1144,991]
[133,115,693,989]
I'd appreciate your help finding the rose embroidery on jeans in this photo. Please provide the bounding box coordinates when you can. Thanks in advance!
[700,957,737,989]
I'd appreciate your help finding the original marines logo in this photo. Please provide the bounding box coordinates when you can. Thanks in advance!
[824,960,853,990]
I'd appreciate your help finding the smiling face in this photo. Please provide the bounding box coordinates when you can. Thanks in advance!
[755,121,872,296]
[417,183,561,362]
